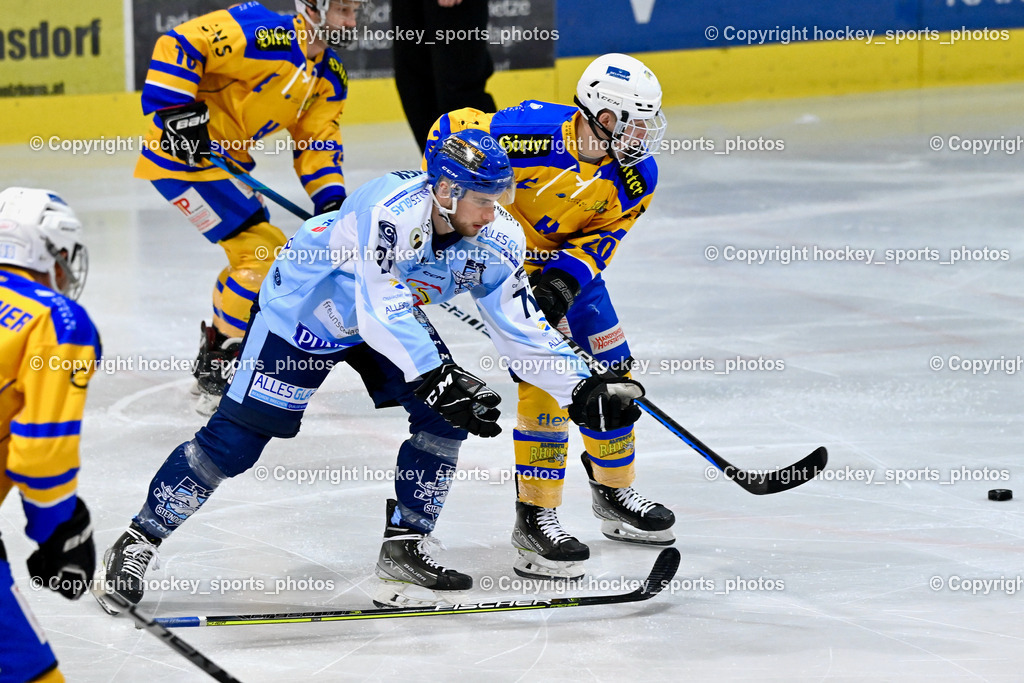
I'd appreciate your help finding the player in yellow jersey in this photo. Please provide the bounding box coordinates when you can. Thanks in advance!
[427,54,674,578]
[0,188,100,682]
[135,0,361,414]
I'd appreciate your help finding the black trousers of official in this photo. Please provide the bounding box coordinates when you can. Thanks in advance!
[392,0,497,151]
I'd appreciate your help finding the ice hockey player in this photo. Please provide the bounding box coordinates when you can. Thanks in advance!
[93,129,645,611]
[0,188,100,682]
[135,0,360,414]
[426,53,674,580]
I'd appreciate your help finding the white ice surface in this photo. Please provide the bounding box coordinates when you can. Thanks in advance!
[2,83,1024,682]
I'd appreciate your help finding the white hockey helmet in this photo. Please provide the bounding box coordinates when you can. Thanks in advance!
[0,187,88,299]
[295,0,362,47]
[575,53,668,167]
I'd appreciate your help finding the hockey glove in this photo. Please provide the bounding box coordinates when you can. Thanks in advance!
[26,497,95,600]
[568,375,645,432]
[415,363,502,437]
[314,196,345,215]
[529,268,580,326]
[158,101,212,167]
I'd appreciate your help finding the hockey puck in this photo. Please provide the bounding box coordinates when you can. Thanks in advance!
[988,489,1012,501]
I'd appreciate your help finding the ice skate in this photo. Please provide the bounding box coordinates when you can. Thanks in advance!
[91,524,161,615]
[374,499,472,608]
[193,321,240,416]
[511,502,589,580]
[582,453,675,545]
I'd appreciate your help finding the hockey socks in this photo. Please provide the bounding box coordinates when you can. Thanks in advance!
[134,440,228,539]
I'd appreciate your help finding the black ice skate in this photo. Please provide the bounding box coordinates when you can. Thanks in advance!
[192,321,241,416]
[511,502,590,580]
[374,499,472,608]
[91,524,161,615]
[581,453,676,545]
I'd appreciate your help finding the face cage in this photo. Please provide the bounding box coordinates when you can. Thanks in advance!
[47,240,88,300]
[610,109,668,168]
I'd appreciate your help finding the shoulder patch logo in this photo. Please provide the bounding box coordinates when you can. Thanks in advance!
[327,56,349,89]
[497,133,553,158]
[255,27,292,51]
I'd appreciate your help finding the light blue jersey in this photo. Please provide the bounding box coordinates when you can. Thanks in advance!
[258,171,588,406]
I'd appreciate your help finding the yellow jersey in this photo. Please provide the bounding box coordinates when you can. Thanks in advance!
[135,2,348,208]
[427,102,657,289]
[0,268,100,545]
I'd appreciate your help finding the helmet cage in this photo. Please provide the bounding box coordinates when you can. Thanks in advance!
[575,95,667,168]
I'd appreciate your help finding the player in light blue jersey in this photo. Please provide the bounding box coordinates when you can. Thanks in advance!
[94,130,645,609]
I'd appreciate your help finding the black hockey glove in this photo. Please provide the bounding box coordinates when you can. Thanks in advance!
[26,497,95,600]
[314,196,345,215]
[415,363,502,437]
[529,268,580,326]
[158,101,212,167]
[568,375,645,432]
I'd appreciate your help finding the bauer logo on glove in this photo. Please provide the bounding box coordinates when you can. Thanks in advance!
[158,102,213,167]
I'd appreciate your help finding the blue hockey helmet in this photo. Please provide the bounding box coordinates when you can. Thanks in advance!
[426,129,515,206]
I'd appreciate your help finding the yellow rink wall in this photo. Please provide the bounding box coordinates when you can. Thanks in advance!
[1,31,1022,146]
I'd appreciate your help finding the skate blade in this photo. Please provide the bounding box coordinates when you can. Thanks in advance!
[89,568,124,616]
[372,578,468,608]
[194,391,221,417]
[189,380,202,396]
[513,550,585,580]
[600,519,676,546]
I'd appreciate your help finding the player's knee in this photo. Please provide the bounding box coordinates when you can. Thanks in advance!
[226,266,267,292]
[409,408,467,444]
[193,412,272,478]
[516,384,568,431]
[220,221,287,271]
[406,430,463,465]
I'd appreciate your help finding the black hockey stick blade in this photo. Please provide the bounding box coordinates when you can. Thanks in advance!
[102,592,242,682]
[722,445,829,495]
[633,394,829,494]
[156,548,681,628]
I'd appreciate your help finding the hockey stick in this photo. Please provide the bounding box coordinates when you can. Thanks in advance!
[206,153,314,221]
[186,159,826,493]
[101,592,242,682]
[154,547,679,628]
[436,301,827,495]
